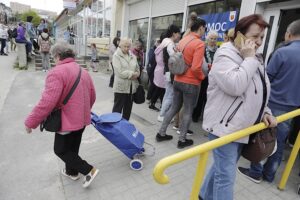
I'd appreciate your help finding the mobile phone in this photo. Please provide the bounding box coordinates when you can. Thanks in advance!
[234,31,247,48]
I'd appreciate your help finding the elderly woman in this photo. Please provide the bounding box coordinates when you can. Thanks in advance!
[112,38,140,120]
[199,14,277,200]
[24,42,99,188]
[192,30,219,122]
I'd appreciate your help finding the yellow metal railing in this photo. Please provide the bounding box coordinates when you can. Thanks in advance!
[153,109,300,200]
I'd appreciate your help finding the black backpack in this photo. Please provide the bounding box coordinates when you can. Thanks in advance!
[12,28,17,38]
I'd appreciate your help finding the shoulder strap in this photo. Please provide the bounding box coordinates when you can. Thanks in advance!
[182,37,196,53]
[255,68,267,124]
[63,67,82,105]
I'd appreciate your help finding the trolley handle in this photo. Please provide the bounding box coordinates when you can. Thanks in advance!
[142,141,156,157]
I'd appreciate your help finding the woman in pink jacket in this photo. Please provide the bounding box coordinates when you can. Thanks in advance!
[24,42,99,188]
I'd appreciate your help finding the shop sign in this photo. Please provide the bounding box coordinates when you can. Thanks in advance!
[200,11,239,42]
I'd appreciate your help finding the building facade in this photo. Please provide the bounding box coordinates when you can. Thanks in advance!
[122,0,300,64]
[0,3,13,25]
[10,2,31,14]
[54,0,300,60]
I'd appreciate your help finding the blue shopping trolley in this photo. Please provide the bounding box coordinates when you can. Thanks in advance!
[91,112,155,170]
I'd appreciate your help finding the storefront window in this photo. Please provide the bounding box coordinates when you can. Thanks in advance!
[129,18,149,49]
[150,13,183,47]
[97,11,104,37]
[189,0,241,15]
[104,8,111,36]
[105,0,112,8]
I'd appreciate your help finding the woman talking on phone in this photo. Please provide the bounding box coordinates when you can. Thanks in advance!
[199,14,277,200]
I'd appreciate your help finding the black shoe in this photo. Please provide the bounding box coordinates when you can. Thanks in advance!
[156,133,173,142]
[198,195,204,200]
[2,53,8,56]
[192,116,199,123]
[149,104,160,112]
[237,167,262,183]
[177,139,194,149]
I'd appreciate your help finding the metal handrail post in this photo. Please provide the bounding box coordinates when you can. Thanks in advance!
[278,130,300,190]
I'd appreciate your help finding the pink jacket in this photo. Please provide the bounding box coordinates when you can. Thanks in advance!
[25,58,96,132]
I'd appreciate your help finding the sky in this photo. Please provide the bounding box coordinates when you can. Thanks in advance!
[2,0,64,14]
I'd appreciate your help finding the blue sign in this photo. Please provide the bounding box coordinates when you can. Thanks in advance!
[200,10,239,42]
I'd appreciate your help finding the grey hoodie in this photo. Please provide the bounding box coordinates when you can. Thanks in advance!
[202,42,272,144]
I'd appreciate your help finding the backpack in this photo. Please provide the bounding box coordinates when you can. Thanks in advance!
[40,36,51,52]
[168,38,196,75]
[12,28,17,38]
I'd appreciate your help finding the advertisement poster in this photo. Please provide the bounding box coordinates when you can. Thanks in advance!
[200,10,239,42]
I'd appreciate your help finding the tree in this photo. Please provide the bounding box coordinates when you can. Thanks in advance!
[21,10,41,27]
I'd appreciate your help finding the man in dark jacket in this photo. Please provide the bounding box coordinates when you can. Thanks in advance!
[238,19,300,184]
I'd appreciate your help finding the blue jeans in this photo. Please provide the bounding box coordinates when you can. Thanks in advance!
[160,82,174,117]
[200,133,243,200]
[249,103,296,182]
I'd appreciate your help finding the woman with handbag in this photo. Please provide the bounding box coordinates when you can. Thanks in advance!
[112,38,140,120]
[199,14,277,200]
[24,42,99,188]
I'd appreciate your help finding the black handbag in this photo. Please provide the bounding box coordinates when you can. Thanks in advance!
[133,84,145,104]
[40,67,82,132]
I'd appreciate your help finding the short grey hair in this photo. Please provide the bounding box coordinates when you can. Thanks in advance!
[207,30,218,39]
[287,19,300,36]
[119,38,132,47]
[50,41,76,60]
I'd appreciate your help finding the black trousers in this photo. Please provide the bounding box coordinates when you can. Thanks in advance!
[192,77,208,121]
[146,79,155,100]
[150,85,165,105]
[0,38,6,54]
[54,127,93,176]
[112,92,133,120]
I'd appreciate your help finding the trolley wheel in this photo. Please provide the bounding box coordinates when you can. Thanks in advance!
[130,159,143,171]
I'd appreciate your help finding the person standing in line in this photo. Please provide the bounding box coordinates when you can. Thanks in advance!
[26,16,38,54]
[131,40,144,72]
[8,26,17,52]
[112,38,140,120]
[38,28,52,72]
[156,18,206,149]
[0,24,8,56]
[238,19,300,184]
[192,30,219,122]
[199,14,277,200]
[109,37,120,87]
[25,42,99,188]
[146,38,161,102]
[156,25,181,120]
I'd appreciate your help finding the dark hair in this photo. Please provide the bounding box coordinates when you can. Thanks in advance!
[160,32,167,42]
[41,19,45,23]
[190,18,206,32]
[59,49,75,60]
[43,28,48,33]
[27,16,33,22]
[234,14,269,39]
[287,19,300,36]
[113,37,120,48]
[91,43,96,48]
[224,30,229,35]
[165,24,181,38]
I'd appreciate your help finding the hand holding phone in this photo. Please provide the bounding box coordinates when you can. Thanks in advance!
[234,31,256,58]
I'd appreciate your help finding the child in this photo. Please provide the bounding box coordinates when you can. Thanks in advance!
[90,43,98,72]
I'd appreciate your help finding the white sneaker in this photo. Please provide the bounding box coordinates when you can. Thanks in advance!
[157,115,164,122]
[61,168,80,181]
[172,126,179,130]
[83,168,99,188]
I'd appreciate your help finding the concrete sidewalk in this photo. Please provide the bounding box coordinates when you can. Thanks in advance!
[0,53,299,200]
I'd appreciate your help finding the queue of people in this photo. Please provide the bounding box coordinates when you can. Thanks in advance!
[22,12,300,197]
